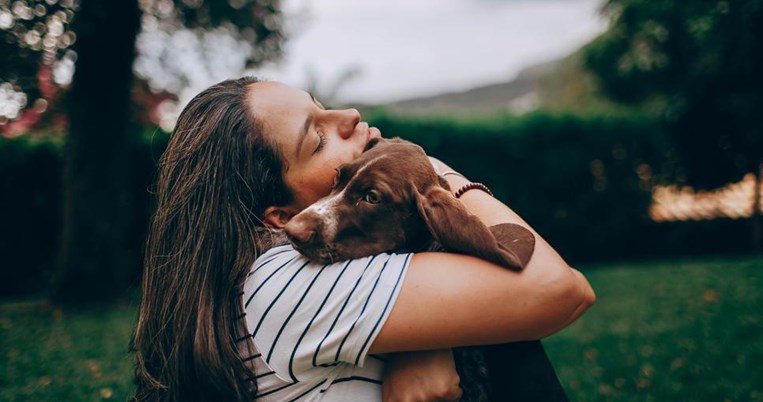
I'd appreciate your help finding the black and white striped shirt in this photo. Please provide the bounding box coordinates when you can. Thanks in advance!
[240,244,412,401]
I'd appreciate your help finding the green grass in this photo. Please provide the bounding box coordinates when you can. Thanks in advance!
[1,256,762,401]
[545,255,763,402]
[0,300,137,401]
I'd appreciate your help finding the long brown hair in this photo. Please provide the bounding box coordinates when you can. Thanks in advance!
[131,77,292,401]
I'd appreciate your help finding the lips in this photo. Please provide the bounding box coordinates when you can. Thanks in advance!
[365,124,381,144]
[361,122,381,149]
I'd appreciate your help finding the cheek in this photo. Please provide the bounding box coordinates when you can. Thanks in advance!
[289,164,338,206]
[289,150,356,206]
[331,141,361,165]
[315,169,336,196]
[317,153,352,187]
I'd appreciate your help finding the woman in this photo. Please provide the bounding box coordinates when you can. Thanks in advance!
[131,77,595,401]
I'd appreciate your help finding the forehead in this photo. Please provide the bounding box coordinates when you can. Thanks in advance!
[246,81,310,146]
[247,81,308,116]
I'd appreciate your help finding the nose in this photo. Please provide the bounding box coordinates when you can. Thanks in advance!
[335,108,361,139]
[284,214,319,246]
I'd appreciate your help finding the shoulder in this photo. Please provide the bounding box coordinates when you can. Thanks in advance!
[243,246,413,314]
[241,246,413,379]
[246,245,412,285]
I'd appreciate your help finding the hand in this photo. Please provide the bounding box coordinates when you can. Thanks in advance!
[382,349,463,402]
[428,156,470,195]
[427,156,453,176]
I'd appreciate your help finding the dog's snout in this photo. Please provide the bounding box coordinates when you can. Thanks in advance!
[284,215,319,246]
[290,227,315,246]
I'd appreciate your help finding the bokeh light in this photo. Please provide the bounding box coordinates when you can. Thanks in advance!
[650,174,762,222]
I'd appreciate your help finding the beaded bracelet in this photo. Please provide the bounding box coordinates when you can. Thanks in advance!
[454,182,494,199]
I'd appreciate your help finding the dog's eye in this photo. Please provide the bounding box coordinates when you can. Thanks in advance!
[363,190,381,204]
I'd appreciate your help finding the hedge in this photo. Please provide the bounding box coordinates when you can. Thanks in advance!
[0,112,755,296]
[367,111,754,262]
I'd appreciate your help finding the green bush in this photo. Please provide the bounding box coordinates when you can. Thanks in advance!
[0,132,169,297]
[0,138,62,296]
[0,112,755,296]
[367,111,754,261]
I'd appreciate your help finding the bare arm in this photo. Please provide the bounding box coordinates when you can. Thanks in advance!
[369,161,595,354]
[442,166,596,337]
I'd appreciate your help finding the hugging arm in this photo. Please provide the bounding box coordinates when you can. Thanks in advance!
[369,162,595,355]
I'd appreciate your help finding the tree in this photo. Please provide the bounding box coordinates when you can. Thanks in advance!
[1,0,285,304]
[0,0,77,134]
[585,0,763,247]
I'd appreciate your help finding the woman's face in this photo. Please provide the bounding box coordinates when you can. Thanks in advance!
[248,81,382,215]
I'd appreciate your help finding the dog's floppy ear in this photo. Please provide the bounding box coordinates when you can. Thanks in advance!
[488,222,535,268]
[415,186,534,270]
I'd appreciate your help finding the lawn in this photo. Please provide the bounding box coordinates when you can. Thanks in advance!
[1,299,137,401]
[1,256,762,401]
[544,255,763,402]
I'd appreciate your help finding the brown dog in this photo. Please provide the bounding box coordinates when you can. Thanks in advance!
[282,138,543,401]
[283,137,535,270]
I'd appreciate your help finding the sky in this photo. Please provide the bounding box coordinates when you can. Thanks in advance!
[252,0,609,104]
[3,0,609,128]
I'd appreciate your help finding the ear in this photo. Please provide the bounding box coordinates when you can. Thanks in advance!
[488,223,536,268]
[415,186,533,270]
[262,206,294,229]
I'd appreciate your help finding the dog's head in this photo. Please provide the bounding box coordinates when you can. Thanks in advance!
[283,137,531,269]
[283,138,435,262]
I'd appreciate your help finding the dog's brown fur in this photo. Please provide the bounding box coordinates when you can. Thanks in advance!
[281,137,541,402]
[283,137,535,270]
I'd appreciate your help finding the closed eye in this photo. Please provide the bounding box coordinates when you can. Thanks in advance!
[314,131,326,154]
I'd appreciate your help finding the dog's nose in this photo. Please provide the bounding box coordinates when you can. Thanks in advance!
[284,217,317,246]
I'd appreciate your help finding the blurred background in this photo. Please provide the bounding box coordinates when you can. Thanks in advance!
[1,0,761,400]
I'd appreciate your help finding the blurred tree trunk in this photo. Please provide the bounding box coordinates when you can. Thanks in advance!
[52,0,141,304]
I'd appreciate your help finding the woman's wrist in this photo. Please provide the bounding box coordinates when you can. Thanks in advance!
[442,173,496,200]
[454,182,494,199]
[442,172,471,194]
[427,156,496,201]
[427,156,450,175]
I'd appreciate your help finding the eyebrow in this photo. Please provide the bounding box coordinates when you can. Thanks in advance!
[294,93,316,157]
